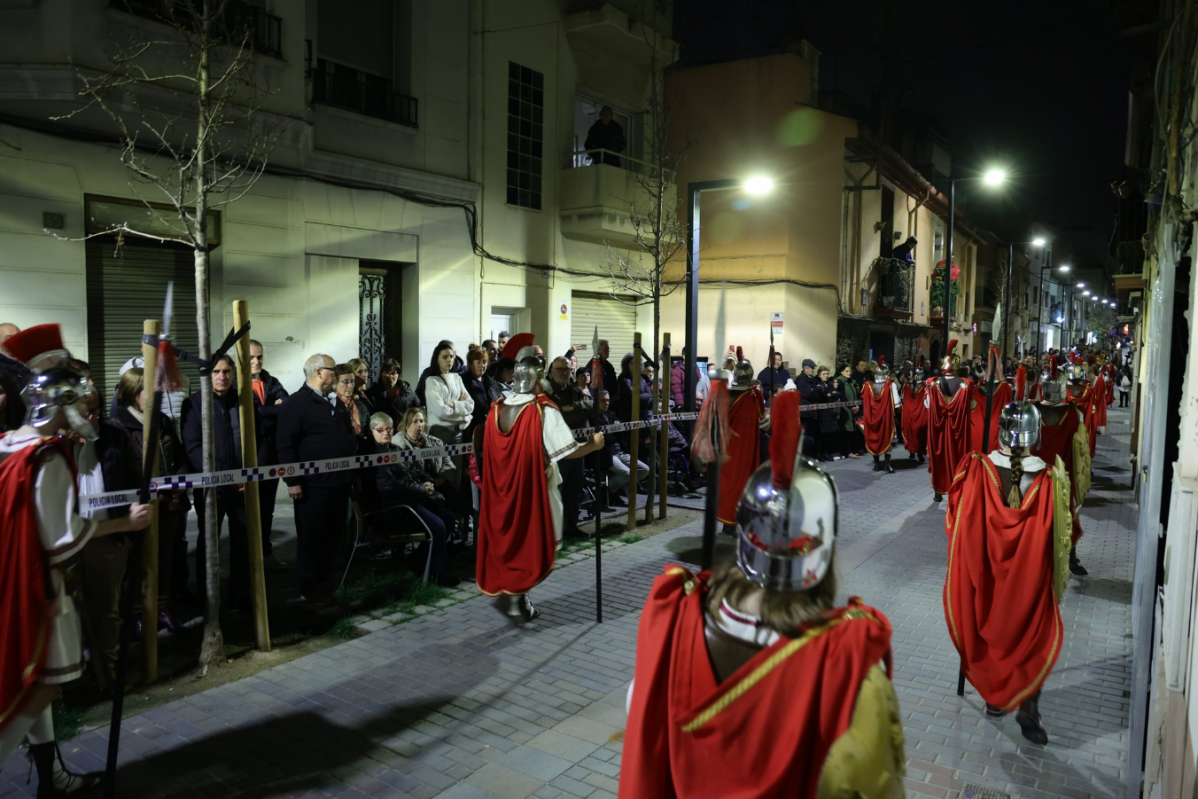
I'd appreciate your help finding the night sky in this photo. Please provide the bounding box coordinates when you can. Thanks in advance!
[675,0,1132,283]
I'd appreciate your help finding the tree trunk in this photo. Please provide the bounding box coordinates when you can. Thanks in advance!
[195,0,223,674]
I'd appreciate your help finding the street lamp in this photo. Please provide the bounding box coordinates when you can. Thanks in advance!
[942,167,1007,363]
[1002,237,1046,356]
[1032,237,1047,247]
[684,175,775,413]
[1059,264,1071,273]
[1076,282,1085,288]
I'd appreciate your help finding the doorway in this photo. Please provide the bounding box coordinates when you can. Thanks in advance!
[359,262,404,385]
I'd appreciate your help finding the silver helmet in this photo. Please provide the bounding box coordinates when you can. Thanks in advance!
[512,346,545,394]
[7,324,98,441]
[998,400,1041,449]
[732,358,754,387]
[1067,361,1088,384]
[736,454,837,592]
[1042,377,1066,403]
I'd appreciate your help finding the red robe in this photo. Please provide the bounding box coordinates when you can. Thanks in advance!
[901,383,928,455]
[1093,375,1109,429]
[1104,366,1116,406]
[1027,383,1043,403]
[1034,404,1087,544]
[861,379,896,456]
[476,396,558,596]
[944,454,1063,711]
[620,566,893,799]
[0,437,69,733]
[926,377,975,494]
[1067,386,1098,456]
[970,382,1013,454]
[717,387,765,526]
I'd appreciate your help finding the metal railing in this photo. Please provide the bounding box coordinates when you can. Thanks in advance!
[110,0,283,59]
[566,148,673,180]
[312,59,418,128]
[874,256,914,312]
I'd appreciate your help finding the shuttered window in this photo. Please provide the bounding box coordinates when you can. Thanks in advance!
[570,292,638,362]
[85,239,202,407]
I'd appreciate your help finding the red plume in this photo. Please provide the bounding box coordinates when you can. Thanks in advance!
[1015,365,1027,400]
[693,378,731,464]
[736,346,743,363]
[917,356,924,368]
[156,340,183,392]
[3,324,65,365]
[501,333,535,360]
[948,339,958,355]
[878,355,886,367]
[1049,355,1058,379]
[768,391,802,488]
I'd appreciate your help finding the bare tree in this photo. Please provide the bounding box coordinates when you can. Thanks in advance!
[54,0,281,674]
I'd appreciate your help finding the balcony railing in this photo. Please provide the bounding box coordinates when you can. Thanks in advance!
[874,257,914,313]
[566,148,673,181]
[312,59,418,128]
[110,0,283,59]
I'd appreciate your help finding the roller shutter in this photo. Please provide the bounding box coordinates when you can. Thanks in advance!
[85,239,202,410]
[570,291,638,362]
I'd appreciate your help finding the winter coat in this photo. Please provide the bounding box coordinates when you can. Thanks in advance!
[110,404,187,476]
[252,369,289,465]
[464,376,492,439]
[816,378,843,433]
[394,430,455,485]
[415,358,466,406]
[368,439,436,510]
[365,381,420,429]
[275,383,357,489]
[795,371,822,421]
[756,367,791,402]
[542,378,594,430]
[837,377,859,432]
[180,389,264,484]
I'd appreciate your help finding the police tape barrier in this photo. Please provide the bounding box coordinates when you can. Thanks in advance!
[80,400,865,510]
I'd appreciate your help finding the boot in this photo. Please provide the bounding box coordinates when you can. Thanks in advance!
[872,455,883,472]
[1069,546,1089,576]
[517,594,541,623]
[1015,692,1049,745]
[885,454,895,474]
[158,595,181,634]
[909,450,917,460]
[918,453,926,464]
[933,492,943,502]
[27,742,101,798]
[721,523,737,537]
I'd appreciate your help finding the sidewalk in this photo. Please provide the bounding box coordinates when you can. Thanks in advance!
[0,408,1137,799]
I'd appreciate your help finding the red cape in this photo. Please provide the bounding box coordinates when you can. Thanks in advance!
[1104,367,1116,406]
[477,396,558,595]
[717,387,765,525]
[926,378,975,494]
[1067,386,1098,456]
[901,383,928,455]
[1027,383,1043,403]
[861,380,896,455]
[1093,375,1109,428]
[0,436,69,733]
[970,382,1013,454]
[944,454,1063,710]
[620,566,893,799]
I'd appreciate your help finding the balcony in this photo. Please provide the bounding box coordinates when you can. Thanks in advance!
[559,150,676,247]
[312,59,418,128]
[110,0,283,59]
[873,257,913,320]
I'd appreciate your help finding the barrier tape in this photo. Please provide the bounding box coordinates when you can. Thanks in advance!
[80,411,700,510]
[79,400,869,510]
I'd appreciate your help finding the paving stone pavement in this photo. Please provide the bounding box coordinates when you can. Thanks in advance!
[0,408,1137,799]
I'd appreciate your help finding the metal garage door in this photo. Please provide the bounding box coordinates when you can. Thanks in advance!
[85,239,201,411]
[571,291,638,362]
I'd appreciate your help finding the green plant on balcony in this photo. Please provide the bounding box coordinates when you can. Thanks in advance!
[929,260,961,316]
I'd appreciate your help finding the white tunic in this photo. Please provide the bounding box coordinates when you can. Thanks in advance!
[0,433,97,684]
[498,393,579,542]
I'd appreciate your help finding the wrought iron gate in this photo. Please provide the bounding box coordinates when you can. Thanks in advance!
[359,273,385,383]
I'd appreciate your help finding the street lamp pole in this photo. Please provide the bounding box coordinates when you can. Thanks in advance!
[685,178,739,414]
[943,180,955,357]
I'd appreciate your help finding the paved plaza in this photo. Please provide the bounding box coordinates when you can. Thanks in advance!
[0,408,1137,799]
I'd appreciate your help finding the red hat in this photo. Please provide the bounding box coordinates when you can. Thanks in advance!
[3,324,68,371]
[500,333,535,360]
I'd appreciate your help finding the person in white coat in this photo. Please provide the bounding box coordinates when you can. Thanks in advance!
[424,342,475,492]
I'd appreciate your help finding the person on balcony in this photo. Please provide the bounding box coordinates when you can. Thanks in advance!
[891,235,917,263]
[585,106,626,167]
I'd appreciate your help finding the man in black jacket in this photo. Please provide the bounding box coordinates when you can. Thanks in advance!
[276,353,356,605]
[795,358,822,457]
[543,356,593,535]
[249,340,289,569]
[182,355,263,611]
[596,339,618,394]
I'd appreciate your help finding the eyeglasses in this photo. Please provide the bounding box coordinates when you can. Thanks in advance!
[373,426,393,433]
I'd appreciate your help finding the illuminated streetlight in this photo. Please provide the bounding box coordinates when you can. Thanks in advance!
[744,175,775,196]
[1059,264,1071,272]
[983,168,1007,187]
[1083,290,1091,297]
[1076,282,1085,288]
[1032,237,1047,247]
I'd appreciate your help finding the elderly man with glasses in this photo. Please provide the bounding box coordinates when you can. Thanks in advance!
[276,353,357,605]
[541,356,593,537]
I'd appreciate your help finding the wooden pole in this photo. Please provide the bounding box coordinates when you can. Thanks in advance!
[658,333,670,520]
[627,333,641,531]
[140,321,161,682]
[232,300,271,651]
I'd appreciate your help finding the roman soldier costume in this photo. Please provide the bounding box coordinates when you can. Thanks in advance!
[621,392,905,798]
[1035,359,1090,576]
[862,357,901,474]
[901,358,928,463]
[717,349,767,533]
[925,340,973,502]
[0,324,111,795]
[1064,356,1098,457]
[944,400,1073,745]
[477,334,580,623]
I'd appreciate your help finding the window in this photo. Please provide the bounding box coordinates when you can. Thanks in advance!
[507,62,544,209]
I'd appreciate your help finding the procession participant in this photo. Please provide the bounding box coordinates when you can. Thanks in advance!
[0,324,152,794]
[901,357,928,463]
[944,400,1073,745]
[1024,362,1044,402]
[1035,360,1090,576]
[925,340,973,502]
[970,347,1013,453]
[717,349,768,535]
[1092,364,1109,433]
[1064,356,1098,457]
[861,357,901,474]
[621,390,905,799]
[476,335,604,623]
